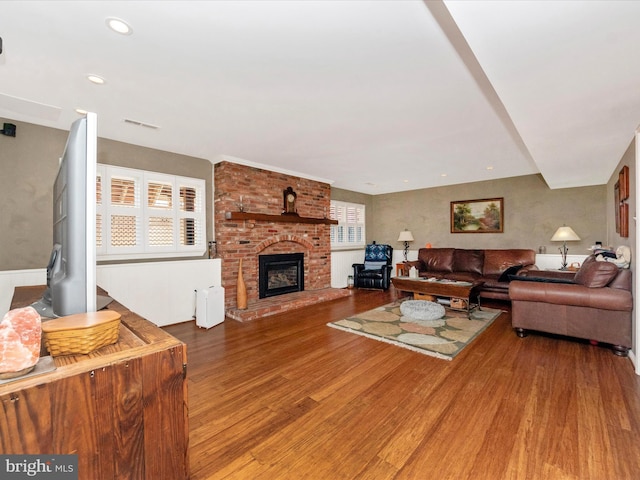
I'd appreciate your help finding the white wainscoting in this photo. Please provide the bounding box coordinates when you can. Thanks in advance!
[535,253,589,271]
[1,259,222,327]
[330,248,418,288]
[331,249,365,288]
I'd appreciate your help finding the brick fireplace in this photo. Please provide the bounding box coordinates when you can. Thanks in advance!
[214,161,347,319]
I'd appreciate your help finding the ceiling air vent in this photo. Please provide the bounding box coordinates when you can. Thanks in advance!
[124,118,160,129]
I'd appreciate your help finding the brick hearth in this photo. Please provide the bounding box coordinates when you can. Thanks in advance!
[226,288,352,322]
[214,161,336,319]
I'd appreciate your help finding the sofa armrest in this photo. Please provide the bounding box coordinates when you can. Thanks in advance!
[509,280,633,312]
[403,260,422,272]
[382,264,393,282]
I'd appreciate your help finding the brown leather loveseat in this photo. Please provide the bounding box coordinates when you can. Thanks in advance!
[509,255,632,356]
[403,248,537,301]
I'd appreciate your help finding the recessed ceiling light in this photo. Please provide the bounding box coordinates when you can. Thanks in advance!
[87,74,106,85]
[75,108,88,115]
[403,179,409,183]
[441,173,448,177]
[106,17,133,35]
[486,166,494,170]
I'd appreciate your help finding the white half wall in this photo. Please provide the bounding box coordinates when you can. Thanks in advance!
[97,259,222,327]
[1,259,222,327]
[0,268,47,315]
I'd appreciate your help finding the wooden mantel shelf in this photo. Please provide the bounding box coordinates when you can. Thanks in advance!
[225,211,338,225]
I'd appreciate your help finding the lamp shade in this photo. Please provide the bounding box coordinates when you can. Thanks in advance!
[550,226,581,242]
[397,230,414,242]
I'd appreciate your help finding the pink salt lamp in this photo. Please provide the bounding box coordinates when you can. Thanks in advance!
[0,306,42,379]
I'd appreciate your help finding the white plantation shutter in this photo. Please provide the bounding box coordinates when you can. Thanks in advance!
[96,172,104,254]
[146,178,175,247]
[96,165,206,260]
[109,170,143,253]
[179,184,202,247]
[330,201,365,249]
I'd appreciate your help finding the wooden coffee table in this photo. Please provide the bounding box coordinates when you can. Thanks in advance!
[391,276,484,318]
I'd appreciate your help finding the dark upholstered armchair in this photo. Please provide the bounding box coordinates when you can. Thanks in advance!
[352,243,393,290]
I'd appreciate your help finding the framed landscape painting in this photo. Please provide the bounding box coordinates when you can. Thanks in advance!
[451,197,504,233]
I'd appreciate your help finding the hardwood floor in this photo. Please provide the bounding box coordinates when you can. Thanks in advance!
[164,288,640,479]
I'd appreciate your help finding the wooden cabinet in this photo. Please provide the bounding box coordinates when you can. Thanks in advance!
[1,287,189,480]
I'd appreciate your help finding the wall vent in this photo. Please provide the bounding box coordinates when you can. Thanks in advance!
[124,118,160,129]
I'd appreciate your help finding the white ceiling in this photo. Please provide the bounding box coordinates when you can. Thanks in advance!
[1,0,638,194]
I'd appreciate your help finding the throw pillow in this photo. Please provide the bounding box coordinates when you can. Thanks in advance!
[574,260,619,288]
[498,264,523,282]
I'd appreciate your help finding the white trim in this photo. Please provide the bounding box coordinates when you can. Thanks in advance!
[85,112,98,312]
[211,154,335,185]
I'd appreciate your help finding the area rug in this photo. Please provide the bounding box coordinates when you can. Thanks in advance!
[327,299,503,361]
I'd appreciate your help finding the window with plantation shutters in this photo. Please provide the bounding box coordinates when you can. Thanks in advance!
[330,201,365,249]
[96,165,206,260]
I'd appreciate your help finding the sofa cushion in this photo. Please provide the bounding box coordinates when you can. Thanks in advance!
[453,249,484,275]
[418,248,455,273]
[574,260,619,288]
[364,260,387,270]
[483,249,536,276]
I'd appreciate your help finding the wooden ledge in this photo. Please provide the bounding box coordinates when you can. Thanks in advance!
[225,211,337,225]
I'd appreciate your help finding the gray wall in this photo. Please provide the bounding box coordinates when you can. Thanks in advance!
[0,117,213,271]
[1,116,626,272]
[334,174,607,255]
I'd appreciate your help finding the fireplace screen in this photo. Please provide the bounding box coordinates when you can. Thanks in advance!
[259,253,304,299]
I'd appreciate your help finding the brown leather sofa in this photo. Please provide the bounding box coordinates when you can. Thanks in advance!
[403,248,537,301]
[509,255,633,356]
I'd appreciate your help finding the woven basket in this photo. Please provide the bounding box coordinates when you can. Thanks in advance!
[41,311,121,356]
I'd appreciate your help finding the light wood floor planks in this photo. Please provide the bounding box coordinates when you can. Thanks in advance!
[164,288,640,479]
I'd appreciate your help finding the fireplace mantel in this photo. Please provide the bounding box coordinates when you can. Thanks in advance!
[225,211,337,225]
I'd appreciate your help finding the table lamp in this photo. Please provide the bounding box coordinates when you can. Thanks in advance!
[397,230,414,262]
[550,225,581,270]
